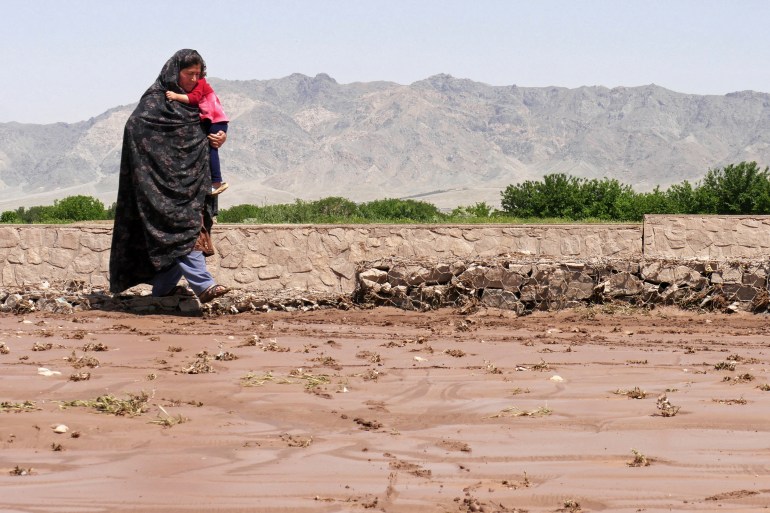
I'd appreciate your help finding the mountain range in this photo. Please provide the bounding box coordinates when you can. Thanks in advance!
[2,73,770,212]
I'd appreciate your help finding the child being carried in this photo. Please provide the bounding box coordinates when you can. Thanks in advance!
[166,76,230,195]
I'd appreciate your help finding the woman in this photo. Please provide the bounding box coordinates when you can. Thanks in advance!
[109,49,229,304]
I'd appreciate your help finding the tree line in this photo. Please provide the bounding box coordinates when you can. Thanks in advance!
[2,161,769,224]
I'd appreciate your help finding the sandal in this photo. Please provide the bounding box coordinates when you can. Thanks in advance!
[161,285,195,297]
[198,284,229,303]
[211,182,229,196]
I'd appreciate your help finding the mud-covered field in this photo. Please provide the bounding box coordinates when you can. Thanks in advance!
[2,304,770,512]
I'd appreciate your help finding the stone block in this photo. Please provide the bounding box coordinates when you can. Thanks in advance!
[720,283,758,302]
[220,252,244,269]
[233,269,258,284]
[73,253,100,274]
[566,273,595,300]
[481,289,525,313]
[602,272,644,297]
[26,249,43,265]
[360,268,389,286]
[57,230,80,250]
[287,255,313,274]
[47,248,73,269]
[330,259,356,280]
[257,265,284,280]
[80,233,111,252]
[8,249,24,264]
[242,252,269,268]
[0,227,20,249]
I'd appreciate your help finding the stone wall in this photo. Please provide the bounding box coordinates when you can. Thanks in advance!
[643,214,770,259]
[0,223,642,294]
[3,217,770,314]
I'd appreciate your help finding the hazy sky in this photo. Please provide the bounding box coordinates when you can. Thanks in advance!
[4,0,770,124]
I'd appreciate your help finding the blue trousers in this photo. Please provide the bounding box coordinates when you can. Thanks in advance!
[209,122,228,184]
[151,251,215,296]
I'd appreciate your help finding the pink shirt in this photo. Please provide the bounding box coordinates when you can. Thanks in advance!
[186,78,229,124]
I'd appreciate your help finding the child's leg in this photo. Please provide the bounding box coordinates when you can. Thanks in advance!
[209,122,228,184]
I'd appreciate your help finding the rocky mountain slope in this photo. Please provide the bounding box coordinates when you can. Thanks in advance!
[2,73,770,211]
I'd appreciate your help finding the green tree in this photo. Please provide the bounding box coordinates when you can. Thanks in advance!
[54,195,106,221]
[0,210,21,223]
[694,162,770,214]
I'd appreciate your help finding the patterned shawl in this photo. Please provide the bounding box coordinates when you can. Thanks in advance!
[109,49,213,293]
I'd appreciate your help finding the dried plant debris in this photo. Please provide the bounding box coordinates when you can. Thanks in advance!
[353,417,383,430]
[61,391,150,416]
[359,368,381,381]
[311,355,342,370]
[1,400,38,413]
[488,406,552,418]
[66,351,100,369]
[389,459,432,478]
[9,466,33,476]
[613,387,647,399]
[436,439,472,453]
[444,348,466,357]
[356,350,382,363]
[705,489,760,501]
[238,335,259,347]
[723,373,754,384]
[758,383,770,391]
[712,397,747,405]
[149,405,188,428]
[64,330,88,340]
[656,393,680,417]
[31,342,53,351]
[69,372,91,382]
[558,499,582,513]
[182,352,214,374]
[240,369,331,390]
[215,350,238,361]
[627,448,651,467]
[714,361,737,371]
[0,343,9,354]
[501,471,531,489]
[82,342,109,352]
[457,493,526,513]
[240,372,278,387]
[289,368,332,389]
[167,346,183,352]
[260,338,291,352]
[532,359,551,371]
[281,433,313,447]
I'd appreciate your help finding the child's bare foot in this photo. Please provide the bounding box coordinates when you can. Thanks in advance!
[211,182,229,196]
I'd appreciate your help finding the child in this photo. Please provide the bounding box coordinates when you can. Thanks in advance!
[166,76,230,195]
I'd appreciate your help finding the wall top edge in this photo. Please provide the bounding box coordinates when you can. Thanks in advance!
[45,222,642,229]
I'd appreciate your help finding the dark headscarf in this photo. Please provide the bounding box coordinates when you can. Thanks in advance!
[109,49,213,293]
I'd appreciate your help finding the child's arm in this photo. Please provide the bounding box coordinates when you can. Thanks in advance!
[165,91,190,104]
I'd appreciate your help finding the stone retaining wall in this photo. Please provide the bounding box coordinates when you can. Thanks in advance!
[0,223,642,294]
[643,214,770,259]
[1,216,768,298]
[3,216,770,314]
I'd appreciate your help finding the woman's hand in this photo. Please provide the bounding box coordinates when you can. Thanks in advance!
[208,130,227,149]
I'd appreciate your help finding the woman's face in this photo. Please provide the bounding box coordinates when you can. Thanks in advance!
[178,64,202,93]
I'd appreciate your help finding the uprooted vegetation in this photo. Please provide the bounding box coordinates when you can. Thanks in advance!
[60,392,150,416]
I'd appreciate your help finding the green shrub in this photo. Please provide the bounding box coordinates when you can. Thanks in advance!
[54,195,106,221]
[0,211,21,223]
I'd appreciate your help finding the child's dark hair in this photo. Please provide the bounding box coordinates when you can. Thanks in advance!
[180,50,207,78]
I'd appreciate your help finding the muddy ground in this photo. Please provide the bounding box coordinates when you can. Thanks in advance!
[2,304,770,512]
